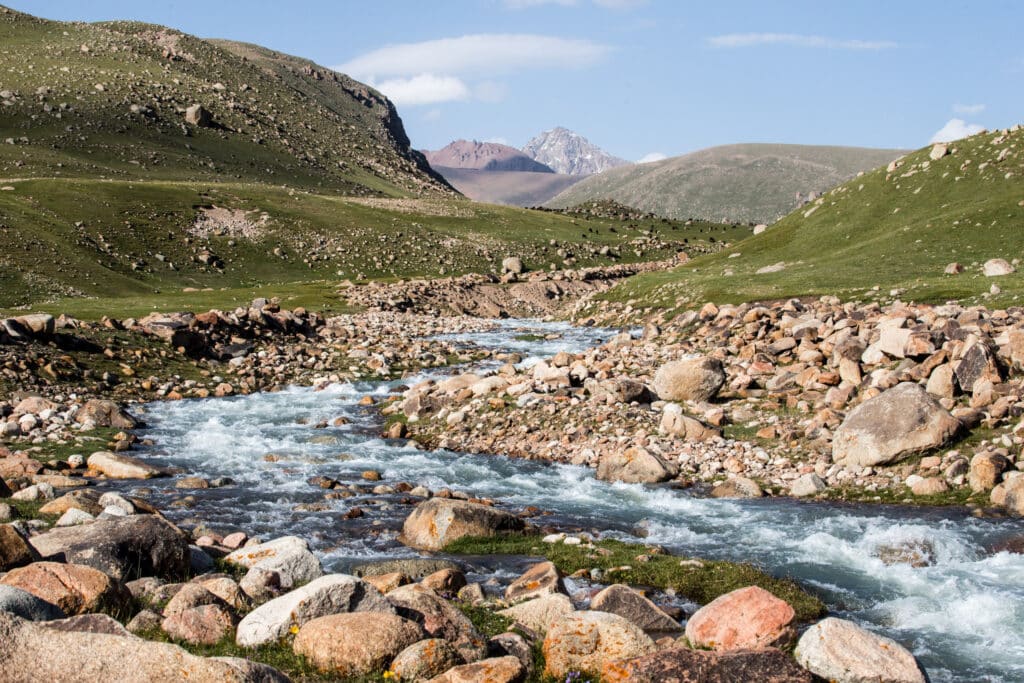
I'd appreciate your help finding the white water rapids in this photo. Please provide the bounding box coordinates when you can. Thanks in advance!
[122,320,1023,682]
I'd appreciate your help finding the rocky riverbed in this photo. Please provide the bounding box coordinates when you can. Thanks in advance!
[2,288,1024,681]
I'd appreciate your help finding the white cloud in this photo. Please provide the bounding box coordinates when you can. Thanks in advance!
[337,34,609,79]
[953,103,986,115]
[708,33,897,50]
[371,74,471,106]
[637,152,667,163]
[484,136,510,145]
[930,118,986,143]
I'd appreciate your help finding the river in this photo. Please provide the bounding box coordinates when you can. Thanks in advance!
[125,319,1024,682]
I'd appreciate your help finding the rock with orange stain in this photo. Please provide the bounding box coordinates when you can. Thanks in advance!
[543,610,656,678]
[293,612,425,676]
[684,586,795,651]
[504,561,566,604]
[425,655,525,683]
[600,646,812,683]
[0,561,131,616]
[399,498,524,551]
[390,638,463,681]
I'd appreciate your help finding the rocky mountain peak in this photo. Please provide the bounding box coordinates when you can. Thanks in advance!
[424,140,553,173]
[522,127,629,176]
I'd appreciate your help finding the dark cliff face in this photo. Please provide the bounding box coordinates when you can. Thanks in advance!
[378,97,456,191]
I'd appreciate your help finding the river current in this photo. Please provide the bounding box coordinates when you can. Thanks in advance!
[124,320,1024,682]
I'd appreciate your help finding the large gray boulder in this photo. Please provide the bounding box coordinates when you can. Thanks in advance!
[399,499,524,551]
[832,383,960,468]
[28,515,191,582]
[795,617,927,683]
[224,536,323,589]
[236,574,393,647]
[0,611,288,682]
[652,356,725,402]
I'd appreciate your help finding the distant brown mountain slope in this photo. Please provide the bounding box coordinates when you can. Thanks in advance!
[547,143,906,224]
[424,140,554,173]
[433,167,584,207]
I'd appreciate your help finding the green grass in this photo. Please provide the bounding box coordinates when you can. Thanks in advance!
[0,497,58,523]
[11,426,122,463]
[605,128,1024,313]
[445,534,826,622]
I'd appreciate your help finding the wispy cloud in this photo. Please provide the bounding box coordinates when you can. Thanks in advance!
[337,34,609,106]
[371,74,471,106]
[953,103,986,115]
[637,152,667,163]
[930,118,985,143]
[337,34,609,78]
[484,136,510,145]
[708,33,897,50]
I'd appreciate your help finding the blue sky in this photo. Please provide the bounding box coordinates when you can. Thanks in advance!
[17,1,1024,160]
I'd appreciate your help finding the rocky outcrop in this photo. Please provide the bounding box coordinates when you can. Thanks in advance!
[832,383,960,468]
[399,499,524,551]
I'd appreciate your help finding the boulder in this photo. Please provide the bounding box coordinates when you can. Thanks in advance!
[602,646,812,683]
[426,655,525,683]
[499,592,574,634]
[46,613,134,637]
[653,357,726,402]
[790,473,827,497]
[196,576,248,611]
[86,452,165,480]
[488,632,534,677]
[421,567,466,594]
[0,524,39,571]
[389,638,463,682]
[504,561,566,604]
[711,476,763,499]
[0,584,65,621]
[236,573,393,647]
[185,104,212,127]
[832,383,960,468]
[982,258,1015,276]
[163,584,227,617]
[0,611,287,682]
[293,612,425,676]
[351,558,464,581]
[12,396,57,415]
[955,342,1003,393]
[28,515,191,582]
[795,617,926,683]
[684,586,795,651]
[162,603,237,645]
[399,498,524,551]
[74,400,138,429]
[11,314,54,337]
[0,562,131,616]
[993,476,1024,515]
[596,446,678,484]
[590,584,681,634]
[542,610,656,679]
[223,536,323,589]
[388,583,488,662]
[501,257,524,275]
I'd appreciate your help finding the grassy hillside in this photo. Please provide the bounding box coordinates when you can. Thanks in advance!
[0,6,744,314]
[603,126,1024,314]
[547,143,904,224]
[0,7,450,195]
[433,166,584,207]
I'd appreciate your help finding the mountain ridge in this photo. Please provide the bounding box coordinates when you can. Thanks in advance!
[548,143,906,224]
[523,126,629,176]
[423,139,554,173]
